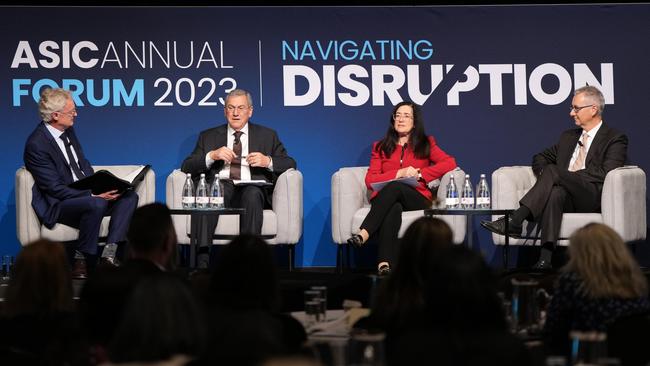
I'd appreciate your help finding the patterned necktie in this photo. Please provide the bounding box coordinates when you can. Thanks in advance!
[60,131,85,179]
[230,131,243,180]
[569,132,589,172]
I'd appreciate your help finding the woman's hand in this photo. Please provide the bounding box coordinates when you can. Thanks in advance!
[395,166,419,179]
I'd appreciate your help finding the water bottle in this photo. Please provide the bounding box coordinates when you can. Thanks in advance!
[181,173,195,209]
[210,174,224,209]
[476,173,491,209]
[460,174,474,209]
[196,173,209,209]
[445,175,459,209]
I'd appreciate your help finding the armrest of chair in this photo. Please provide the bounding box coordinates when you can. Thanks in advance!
[272,169,303,244]
[15,167,41,246]
[601,166,646,241]
[331,167,369,244]
[491,166,536,210]
[165,169,187,209]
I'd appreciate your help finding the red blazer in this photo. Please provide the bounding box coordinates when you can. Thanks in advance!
[365,136,457,202]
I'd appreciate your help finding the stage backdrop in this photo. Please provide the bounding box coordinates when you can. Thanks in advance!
[1,5,649,267]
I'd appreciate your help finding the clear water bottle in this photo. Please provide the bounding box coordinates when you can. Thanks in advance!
[210,174,224,209]
[476,173,491,209]
[460,174,475,209]
[196,173,209,209]
[181,173,195,209]
[445,175,459,209]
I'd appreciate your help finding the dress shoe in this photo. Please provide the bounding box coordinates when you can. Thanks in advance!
[480,216,522,238]
[99,256,120,267]
[71,258,87,279]
[347,234,365,248]
[377,263,391,276]
[532,259,552,270]
[197,253,210,270]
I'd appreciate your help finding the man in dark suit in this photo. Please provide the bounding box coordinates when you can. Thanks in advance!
[23,88,138,277]
[181,89,296,267]
[481,86,627,269]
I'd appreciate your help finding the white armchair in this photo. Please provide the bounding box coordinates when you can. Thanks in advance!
[15,165,156,246]
[490,165,646,246]
[165,168,303,269]
[331,166,467,270]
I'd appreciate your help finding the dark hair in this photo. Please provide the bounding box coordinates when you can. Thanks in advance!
[371,217,453,330]
[127,202,176,255]
[209,234,280,311]
[375,101,430,159]
[424,245,506,331]
[108,273,207,362]
[4,239,73,317]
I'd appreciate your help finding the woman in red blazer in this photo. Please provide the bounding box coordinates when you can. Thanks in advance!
[348,101,457,275]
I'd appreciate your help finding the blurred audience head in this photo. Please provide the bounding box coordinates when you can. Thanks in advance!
[209,234,279,311]
[372,217,453,328]
[567,222,647,298]
[108,273,206,363]
[424,245,506,331]
[4,239,73,317]
[127,202,177,269]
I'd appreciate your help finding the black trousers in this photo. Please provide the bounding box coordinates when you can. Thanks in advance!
[57,190,138,255]
[199,181,266,248]
[360,182,430,266]
[519,164,600,244]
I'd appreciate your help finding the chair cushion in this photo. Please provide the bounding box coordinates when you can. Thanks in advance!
[41,217,111,243]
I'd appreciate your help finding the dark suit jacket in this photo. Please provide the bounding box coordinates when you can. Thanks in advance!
[532,123,628,191]
[23,122,94,228]
[181,122,296,186]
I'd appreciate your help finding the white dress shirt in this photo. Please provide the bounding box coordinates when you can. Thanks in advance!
[568,121,602,171]
[44,122,82,181]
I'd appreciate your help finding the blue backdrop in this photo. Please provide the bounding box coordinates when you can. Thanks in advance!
[2,5,649,266]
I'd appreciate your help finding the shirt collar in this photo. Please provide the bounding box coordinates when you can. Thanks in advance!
[584,120,602,139]
[44,121,65,139]
[227,122,249,136]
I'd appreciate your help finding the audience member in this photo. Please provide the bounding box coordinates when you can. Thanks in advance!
[78,202,179,364]
[543,223,650,357]
[106,274,206,365]
[0,239,85,365]
[203,234,307,365]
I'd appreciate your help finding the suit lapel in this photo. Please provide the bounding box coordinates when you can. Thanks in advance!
[39,123,73,176]
[585,123,609,167]
[248,123,258,152]
[561,128,582,169]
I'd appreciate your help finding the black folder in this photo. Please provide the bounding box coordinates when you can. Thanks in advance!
[69,165,151,195]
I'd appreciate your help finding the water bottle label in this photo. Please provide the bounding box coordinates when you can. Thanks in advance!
[477,197,490,205]
[461,197,474,205]
[196,196,209,204]
[445,197,459,206]
[182,196,195,204]
[210,196,224,204]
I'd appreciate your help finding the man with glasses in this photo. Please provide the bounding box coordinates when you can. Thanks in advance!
[23,88,138,278]
[181,88,296,268]
[481,86,627,269]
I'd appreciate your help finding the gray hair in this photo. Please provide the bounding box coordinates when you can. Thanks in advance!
[225,89,253,107]
[575,85,605,115]
[39,88,71,122]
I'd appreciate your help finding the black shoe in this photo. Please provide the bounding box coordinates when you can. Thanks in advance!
[377,263,391,276]
[480,216,522,238]
[99,256,120,267]
[347,234,365,248]
[197,253,210,270]
[532,259,552,270]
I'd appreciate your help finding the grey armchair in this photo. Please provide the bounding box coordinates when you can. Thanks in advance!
[15,165,156,246]
[489,165,646,246]
[331,166,467,270]
[165,168,303,269]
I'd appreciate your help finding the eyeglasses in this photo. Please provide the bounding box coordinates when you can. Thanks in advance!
[393,113,413,120]
[57,108,77,117]
[225,105,250,113]
[570,104,593,113]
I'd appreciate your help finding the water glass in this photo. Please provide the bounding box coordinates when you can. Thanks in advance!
[347,332,386,366]
[304,289,323,325]
[511,278,541,333]
[570,331,608,365]
[311,285,328,322]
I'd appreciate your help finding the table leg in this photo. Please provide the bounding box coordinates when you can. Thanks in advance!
[503,213,510,269]
[189,213,199,268]
[466,214,473,249]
